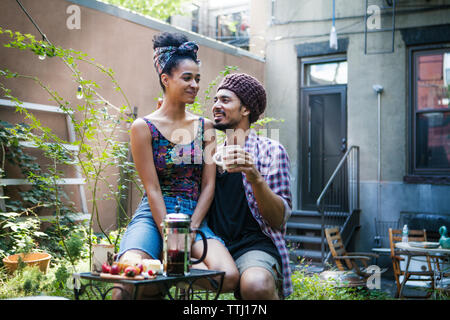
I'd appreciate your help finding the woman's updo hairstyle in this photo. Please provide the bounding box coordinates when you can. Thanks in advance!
[152,32,199,91]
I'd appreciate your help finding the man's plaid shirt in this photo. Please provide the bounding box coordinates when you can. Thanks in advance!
[241,130,293,297]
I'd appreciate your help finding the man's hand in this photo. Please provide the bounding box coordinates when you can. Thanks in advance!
[223,148,262,183]
[223,148,284,230]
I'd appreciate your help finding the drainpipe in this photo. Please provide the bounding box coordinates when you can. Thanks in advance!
[271,0,276,24]
[373,85,384,230]
[330,0,338,49]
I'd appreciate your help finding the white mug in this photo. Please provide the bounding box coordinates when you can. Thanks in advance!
[212,145,243,170]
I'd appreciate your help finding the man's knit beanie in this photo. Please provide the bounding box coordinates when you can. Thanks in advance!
[217,73,266,123]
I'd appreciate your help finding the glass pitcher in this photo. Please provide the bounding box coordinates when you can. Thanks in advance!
[161,205,207,276]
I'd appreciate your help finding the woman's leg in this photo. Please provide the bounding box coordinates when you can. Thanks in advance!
[191,239,239,293]
[111,197,163,300]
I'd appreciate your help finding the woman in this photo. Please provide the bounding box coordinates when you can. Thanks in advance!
[114,32,238,299]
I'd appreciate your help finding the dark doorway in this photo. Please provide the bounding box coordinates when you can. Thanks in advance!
[300,86,347,210]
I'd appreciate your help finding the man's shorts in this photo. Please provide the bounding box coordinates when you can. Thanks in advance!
[234,250,283,298]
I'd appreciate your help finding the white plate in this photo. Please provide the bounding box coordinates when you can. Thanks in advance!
[408,241,440,249]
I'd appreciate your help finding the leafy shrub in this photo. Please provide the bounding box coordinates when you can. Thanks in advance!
[287,262,392,300]
[0,266,51,298]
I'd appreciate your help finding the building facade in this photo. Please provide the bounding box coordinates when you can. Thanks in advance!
[259,0,450,254]
[170,0,251,50]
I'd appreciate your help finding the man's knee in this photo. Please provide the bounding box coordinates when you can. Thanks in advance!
[239,267,278,300]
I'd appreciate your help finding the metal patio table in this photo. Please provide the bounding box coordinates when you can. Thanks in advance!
[395,242,450,298]
[73,269,225,300]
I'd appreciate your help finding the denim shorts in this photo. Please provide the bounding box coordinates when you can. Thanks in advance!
[117,195,224,260]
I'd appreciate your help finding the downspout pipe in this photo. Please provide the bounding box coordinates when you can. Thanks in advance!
[373,84,384,238]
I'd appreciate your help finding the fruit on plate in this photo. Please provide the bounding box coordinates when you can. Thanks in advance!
[116,262,128,273]
[110,264,120,275]
[124,266,141,277]
[102,262,111,274]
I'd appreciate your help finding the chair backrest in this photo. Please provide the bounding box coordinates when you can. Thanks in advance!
[388,228,427,258]
[325,227,352,270]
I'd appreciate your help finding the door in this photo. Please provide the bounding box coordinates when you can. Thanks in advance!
[300,86,347,210]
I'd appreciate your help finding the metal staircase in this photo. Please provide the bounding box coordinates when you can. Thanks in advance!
[287,146,361,270]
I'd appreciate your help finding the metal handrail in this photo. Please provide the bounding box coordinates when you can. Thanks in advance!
[316,145,360,265]
[316,146,359,208]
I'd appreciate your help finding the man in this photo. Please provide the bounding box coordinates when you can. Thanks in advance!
[208,73,293,299]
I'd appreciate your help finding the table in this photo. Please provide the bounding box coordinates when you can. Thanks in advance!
[395,242,450,298]
[72,269,225,300]
[371,248,391,255]
[371,247,391,265]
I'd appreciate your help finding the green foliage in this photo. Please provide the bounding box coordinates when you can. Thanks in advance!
[99,0,191,21]
[0,266,51,298]
[53,264,70,289]
[0,27,137,270]
[287,261,393,300]
[288,270,369,300]
[0,120,82,261]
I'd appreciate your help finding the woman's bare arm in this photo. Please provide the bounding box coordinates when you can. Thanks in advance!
[130,118,166,236]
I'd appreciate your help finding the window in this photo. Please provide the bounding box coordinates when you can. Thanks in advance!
[215,11,250,50]
[191,5,199,33]
[409,47,450,177]
[304,61,348,86]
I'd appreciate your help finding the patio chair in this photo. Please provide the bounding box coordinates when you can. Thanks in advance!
[388,228,435,298]
[325,228,386,280]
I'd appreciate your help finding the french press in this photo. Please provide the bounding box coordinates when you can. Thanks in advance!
[161,199,208,276]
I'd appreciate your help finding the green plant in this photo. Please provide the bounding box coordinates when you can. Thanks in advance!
[0,27,137,272]
[0,265,51,298]
[0,120,80,260]
[288,260,392,300]
[100,0,191,21]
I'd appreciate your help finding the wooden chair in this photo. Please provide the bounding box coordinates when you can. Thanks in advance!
[388,228,435,298]
[325,228,385,279]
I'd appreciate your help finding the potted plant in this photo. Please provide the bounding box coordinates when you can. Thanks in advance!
[2,251,51,274]
[2,228,51,274]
